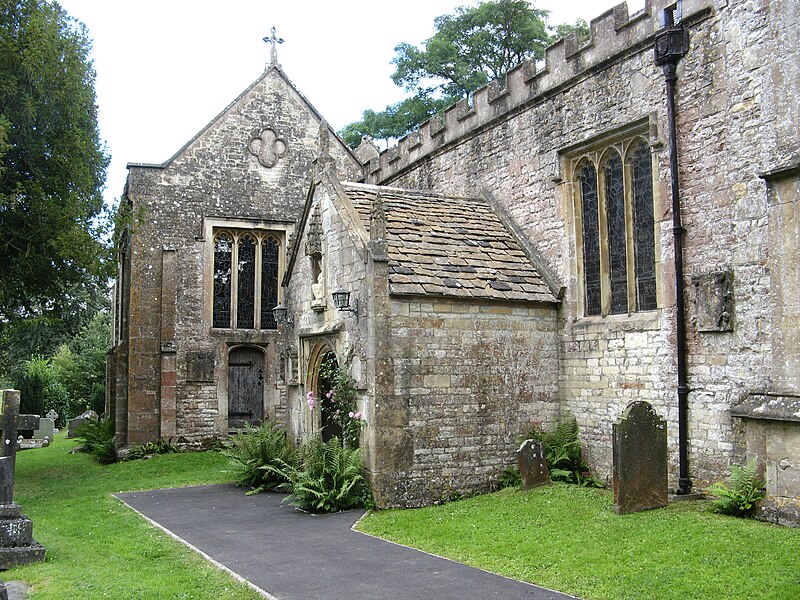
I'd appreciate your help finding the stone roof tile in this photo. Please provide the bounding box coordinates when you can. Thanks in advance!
[343,182,557,304]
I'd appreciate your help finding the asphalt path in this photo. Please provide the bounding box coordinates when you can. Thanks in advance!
[116,484,575,600]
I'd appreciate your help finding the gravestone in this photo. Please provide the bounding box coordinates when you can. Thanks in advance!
[33,418,54,441]
[612,401,668,514]
[67,410,98,438]
[0,390,45,568]
[517,439,550,489]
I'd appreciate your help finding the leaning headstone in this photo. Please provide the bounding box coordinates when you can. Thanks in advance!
[0,390,45,568]
[517,439,550,489]
[612,401,668,514]
[67,410,98,438]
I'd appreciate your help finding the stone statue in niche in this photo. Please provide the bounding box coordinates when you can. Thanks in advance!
[248,127,287,168]
[692,270,734,332]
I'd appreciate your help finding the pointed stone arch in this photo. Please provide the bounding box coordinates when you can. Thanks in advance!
[306,342,343,442]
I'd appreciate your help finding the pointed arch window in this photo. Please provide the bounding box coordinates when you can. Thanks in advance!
[212,230,282,330]
[572,135,657,316]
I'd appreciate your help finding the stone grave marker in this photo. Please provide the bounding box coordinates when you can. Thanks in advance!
[612,401,668,514]
[517,439,550,489]
[33,418,54,442]
[67,409,98,438]
[0,390,45,568]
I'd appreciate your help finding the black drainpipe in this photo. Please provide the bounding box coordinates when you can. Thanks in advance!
[654,3,692,495]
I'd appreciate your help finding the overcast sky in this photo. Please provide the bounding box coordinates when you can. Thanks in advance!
[55,0,646,206]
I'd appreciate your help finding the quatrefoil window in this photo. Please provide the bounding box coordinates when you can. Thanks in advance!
[248,128,287,168]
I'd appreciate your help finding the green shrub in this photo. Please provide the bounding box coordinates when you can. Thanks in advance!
[708,459,766,517]
[125,438,182,461]
[532,417,603,487]
[273,436,372,513]
[223,422,297,494]
[497,467,522,489]
[76,416,117,464]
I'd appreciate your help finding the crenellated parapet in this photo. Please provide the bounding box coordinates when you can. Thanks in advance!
[364,0,714,184]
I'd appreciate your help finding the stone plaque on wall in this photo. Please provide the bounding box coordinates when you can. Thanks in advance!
[692,270,734,332]
[186,351,215,382]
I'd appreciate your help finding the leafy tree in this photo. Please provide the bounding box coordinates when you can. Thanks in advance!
[392,0,551,100]
[340,1,587,147]
[0,0,110,320]
[552,19,591,44]
[339,93,452,148]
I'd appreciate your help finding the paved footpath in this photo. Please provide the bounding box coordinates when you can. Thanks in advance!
[116,484,576,600]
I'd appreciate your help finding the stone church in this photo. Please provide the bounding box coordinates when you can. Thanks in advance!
[110,0,800,515]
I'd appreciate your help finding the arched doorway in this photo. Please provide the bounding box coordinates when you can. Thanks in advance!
[317,351,343,442]
[228,346,264,428]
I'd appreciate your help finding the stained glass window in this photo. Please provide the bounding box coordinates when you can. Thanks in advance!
[579,161,601,316]
[572,133,657,318]
[212,230,282,330]
[261,237,279,330]
[213,233,233,328]
[604,152,628,314]
[236,235,256,329]
[631,140,657,311]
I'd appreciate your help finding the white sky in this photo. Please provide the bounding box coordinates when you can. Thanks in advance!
[55,0,646,207]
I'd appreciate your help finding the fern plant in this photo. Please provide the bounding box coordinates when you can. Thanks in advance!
[531,417,603,487]
[76,416,117,464]
[223,422,297,494]
[271,437,372,513]
[708,459,766,517]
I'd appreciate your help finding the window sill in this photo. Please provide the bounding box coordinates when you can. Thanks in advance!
[571,309,661,333]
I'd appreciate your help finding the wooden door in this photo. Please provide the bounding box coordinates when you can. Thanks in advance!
[228,347,264,428]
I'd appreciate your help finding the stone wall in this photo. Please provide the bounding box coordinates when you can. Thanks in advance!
[364,0,799,490]
[371,299,559,507]
[112,66,361,446]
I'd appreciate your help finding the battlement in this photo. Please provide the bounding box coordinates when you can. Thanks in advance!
[364,0,714,184]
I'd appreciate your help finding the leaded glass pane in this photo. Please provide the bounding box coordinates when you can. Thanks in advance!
[213,233,233,328]
[604,152,628,314]
[261,238,279,330]
[237,235,256,329]
[579,162,601,316]
[631,141,657,311]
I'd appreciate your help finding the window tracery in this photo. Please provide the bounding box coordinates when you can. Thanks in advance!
[212,230,281,330]
[570,135,657,316]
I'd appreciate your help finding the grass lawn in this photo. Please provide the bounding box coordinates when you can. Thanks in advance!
[9,432,261,600]
[357,484,800,600]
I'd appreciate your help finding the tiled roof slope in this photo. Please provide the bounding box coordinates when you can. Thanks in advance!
[342,183,556,304]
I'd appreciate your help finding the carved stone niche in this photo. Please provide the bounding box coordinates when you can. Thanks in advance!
[186,351,215,383]
[692,270,734,332]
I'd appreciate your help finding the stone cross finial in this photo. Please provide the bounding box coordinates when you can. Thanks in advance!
[264,26,284,67]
